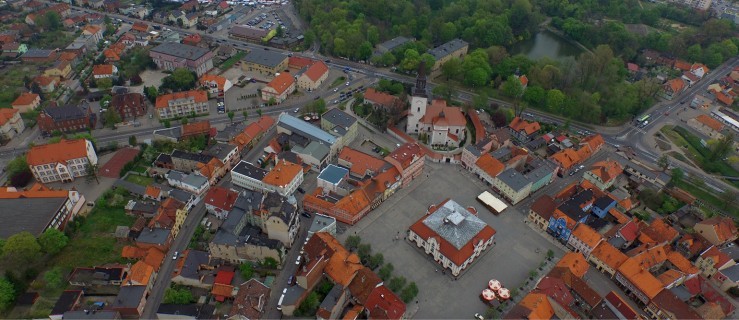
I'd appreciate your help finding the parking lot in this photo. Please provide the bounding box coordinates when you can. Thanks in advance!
[339,162,564,318]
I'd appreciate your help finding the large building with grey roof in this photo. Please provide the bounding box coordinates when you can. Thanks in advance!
[428,39,469,71]
[149,42,214,76]
[376,36,413,53]
[241,48,288,76]
[408,199,496,277]
[493,168,533,205]
[320,108,358,145]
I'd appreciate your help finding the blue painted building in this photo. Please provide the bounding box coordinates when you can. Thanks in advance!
[547,189,595,242]
[591,196,617,219]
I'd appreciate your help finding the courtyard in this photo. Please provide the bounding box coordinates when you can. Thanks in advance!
[339,162,565,318]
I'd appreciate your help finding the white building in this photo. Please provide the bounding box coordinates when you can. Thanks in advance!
[230,160,304,197]
[27,139,98,183]
[166,170,210,197]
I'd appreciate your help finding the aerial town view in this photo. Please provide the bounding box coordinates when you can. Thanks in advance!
[0,0,739,319]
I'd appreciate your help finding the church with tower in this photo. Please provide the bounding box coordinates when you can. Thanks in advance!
[406,62,467,148]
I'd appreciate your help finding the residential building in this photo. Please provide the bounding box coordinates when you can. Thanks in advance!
[508,117,541,142]
[384,142,425,188]
[337,147,389,179]
[308,213,337,237]
[0,108,25,140]
[44,60,72,79]
[471,153,505,186]
[461,138,497,169]
[428,39,469,71]
[110,92,147,121]
[82,24,103,42]
[695,245,735,278]
[528,195,557,231]
[316,164,350,195]
[155,90,209,120]
[37,103,95,135]
[302,186,372,225]
[363,88,403,111]
[27,139,97,183]
[547,188,596,242]
[169,149,214,172]
[277,113,339,168]
[408,199,496,277]
[228,25,269,43]
[583,160,623,191]
[261,72,295,103]
[204,186,239,219]
[170,249,213,289]
[228,279,271,319]
[376,36,412,53]
[364,285,407,319]
[241,48,288,76]
[694,217,738,246]
[149,42,214,76]
[320,108,357,146]
[714,264,739,291]
[203,142,239,169]
[297,61,329,91]
[588,242,628,278]
[688,114,725,139]
[166,170,210,197]
[662,78,686,100]
[33,75,58,93]
[20,48,57,62]
[11,92,40,113]
[567,224,603,258]
[199,74,232,97]
[645,290,700,320]
[181,121,212,140]
[92,64,118,79]
[209,212,286,264]
[493,169,532,205]
[136,227,172,251]
[111,285,147,318]
[49,290,83,320]
[0,183,84,238]
[231,160,304,196]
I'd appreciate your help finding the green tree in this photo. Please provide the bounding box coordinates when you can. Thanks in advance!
[400,49,421,72]
[670,168,684,186]
[40,11,62,32]
[687,44,703,62]
[2,232,41,268]
[181,117,189,125]
[164,287,194,304]
[163,120,171,128]
[275,25,284,37]
[242,110,248,118]
[96,78,113,90]
[162,68,197,91]
[296,292,320,316]
[432,84,454,102]
[501,75,524,100]
[129,135,137,146]
[345,235,361,250]
[257,108,263,117]
[357,243,372,262]
[378,263,394,280]
[523,86,546,108]
[43,267,64,289]
[85,161,100,184]
[145,86,158,103]
[368,253,384,270]
[262,257,278,269]
[657,155,670,172]
[268,97,277,105]
[465,68,489,87]
[0,278,14,311]
[441,57,462,80]
[104,107,122,128]
[419,53,436,74]
[472,93,489,111]
[546,89,566,113]
[719,190,739,209]
[400,282,419,303]
[38,229,68,255]
[227,111,235,123]
[707,133,734,162]
[240,262,254,279]
[388,276,407,293]
[6,155,29,176]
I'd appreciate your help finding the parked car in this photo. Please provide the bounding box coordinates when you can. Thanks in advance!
[295,256,301,265]
[297,187,305,194]
[301,212,311,218]
[172,251,179,260]
[287,275,296,286]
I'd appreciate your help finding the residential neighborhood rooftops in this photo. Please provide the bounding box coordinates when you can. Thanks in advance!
[530,195,557,220]
[338,147,387,177]
[555,252,589,278]
[150,42,211,60]
[303,61,328,81]
[11,92,39,107]
[136,227,171,245]
[112,285,147,309]
[590,241,628,270]
[571,224,603,248]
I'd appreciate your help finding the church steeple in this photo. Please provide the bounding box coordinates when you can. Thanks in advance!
[413,61,428,98]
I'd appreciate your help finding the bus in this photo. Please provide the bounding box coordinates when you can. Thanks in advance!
[637,114,650,123]
[477,191,508,215]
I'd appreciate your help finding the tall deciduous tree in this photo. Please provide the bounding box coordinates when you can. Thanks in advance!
[2,232,41,268]
[0,278,14,311]
[38,229,68,255]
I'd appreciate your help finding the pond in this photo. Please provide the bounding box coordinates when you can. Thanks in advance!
[510,30,584,61]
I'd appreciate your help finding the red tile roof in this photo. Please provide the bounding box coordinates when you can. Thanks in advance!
[420,99,466,127]
[665,78,685,93]
[338,147,388,177]
[618,221,639,242]
[155,90,208,109]
[11,92,39,107]
[0,108,19,126]
[204,186,238,212]
[264,72,295,95]
[590,242,628,270]
[363,88,401,108]
[385,143,425,170]
[638,218,679,245]
[288,56,314,69]
[27,139,89,166]
[555,252,589,278]
[509,117,541,135]
[529,195,557,220]
[212,283,235,302]
[143,247,165,271]
[651,290,700,319]
[182,120,211,137]
[302,61,328,82]
[588,160,623,184]
[697,217,738,244]
[214,270,235,285]
[674,60,691,71]
[605,291,638,319]
[347,267,382,305]
[695,114,724,132]
[517,293,555,319]
[474,153,504,178]
[364,285,406,320]
[571,224,603,248]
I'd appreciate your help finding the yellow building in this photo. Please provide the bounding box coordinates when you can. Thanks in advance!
[429,39,468,71]
[241,49,288,76]
[44,60,72,79]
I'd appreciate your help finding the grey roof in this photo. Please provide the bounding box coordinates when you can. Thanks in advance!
[183,173,209,188]
[322,108,356,130]
[428,39,468,60]
[242,48,287,68]
[153,127,182,140]
[178,250,210,280]
[278,113,337,145]
[171,149,214,164]
[491,147,511,161]
[232,161,267,180]
[157,303,215,318]
[112,285,146,308]
[63,310,121,319]
[293,141,330,161]
[318,164,348,184]
[309,213,336,235]
[720,245,739,261]
[150,42,211,61]
[169,189,195,204]
[277,151,301,165]
[558,189,594,222]
[378,36,411,52]
[0,197,67,238]
[464,144,482,157]
[524,159,556,182]
[50,290,83,316]
[113,179,146,196]
[44,104,87,121]
[136,228,171,245]
[421,199,489,250]
[215,122,246,141]
[318,285,342,313]
[229,25,269,40]
[497,169,532,192]
[204,143,237,161]
[21,49,54,58]
[721,264,739,281]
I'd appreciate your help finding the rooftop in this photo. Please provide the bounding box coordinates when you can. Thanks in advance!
[322,108,356,131]
[378,36,412,51]
[262,160,303,188]
[497,168,531,192]
[278,113,337,145]
[231,161,268,180]
[27,139,90,166]
[317,164,349,185]
[242,48,287,68]
[150,42,211,61]
[428,38,468,60]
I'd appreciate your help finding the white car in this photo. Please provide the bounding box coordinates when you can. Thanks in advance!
[172,251,179,260]
[345,82,350,86]
[295,256,301,265]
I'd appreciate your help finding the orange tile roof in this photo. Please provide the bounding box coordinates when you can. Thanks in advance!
[325,248,363,287]
[103,49,120,61]
[288,56,314,69]
[700,245,733,269]
[132,22,149,32]
[365,285,406,320]
[695,114,724,132]
[0,108,19,126]
[666,251,699,275]
[666,78,685,93]
[155,90,208,109]
[0,183,69,199]
[697,217,738,244]
[57,51,78,62]
[262,160,302,187]
[335,189,371,217]
[363,88,401,107]
[211,283,234,301]
[519,75,528,86]
[571,224,603,248]
[674,60,691,71]
[638,218,679,245]
[555,252,589,278]
[145,186,161,199]
[303,61,328,82]
[92,64,114,76]
[691,63,709,73]
[121,245,146,259]
[198,158,223,179]
[509,117,541,135]
[589,160,623,184]
[26,139,89,166]
[199,74,228,91]
[264,73,295,95]
[519,293,555,320]
[474,153,505,178]
[182,120,211,137]
[581,134,604,153]
[123,261,154,286]
[34,75,57,87]
[11,92,39,107]
[347,267,382,305]
[143,247,165,271]
[419,99,466,127]
[657,269,683,287]
[385,143,425,170]
[551,148,580,170]
[338,147,388,177]
[715,91,733,106]
[83,25,101,35]
[617,258,664,300]
[204,186,239,211]
[590,242,628,270]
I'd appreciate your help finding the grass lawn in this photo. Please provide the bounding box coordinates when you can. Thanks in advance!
[675,180,739,218]
[219,51,246,70]
[328,76,346,88]
[132,165,148,173]
[28,30,74,50]
[124,174,154,186]
[666,151,688,163]
[0,64,37,108]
